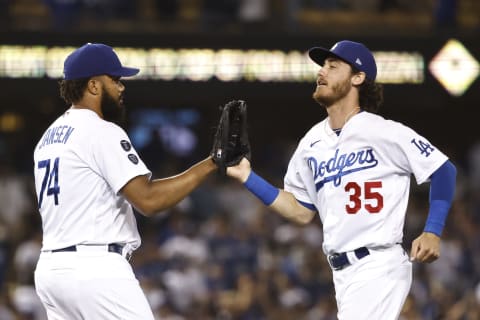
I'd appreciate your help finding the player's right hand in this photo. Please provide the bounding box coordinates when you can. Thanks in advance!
[226,157,251,183]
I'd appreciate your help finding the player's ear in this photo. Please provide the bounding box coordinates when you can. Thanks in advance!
[86,78,101,95]
[351,72,366,86]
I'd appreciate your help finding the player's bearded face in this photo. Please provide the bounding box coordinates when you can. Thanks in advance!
[313,74,351,107]
[101,88,126,126]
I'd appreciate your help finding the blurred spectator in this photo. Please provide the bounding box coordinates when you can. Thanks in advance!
[0,161,34,239]
[10,285,47,320]
[161,256,208,314]
[215,179,262,226]
[160,222,208,264]
[13,231,41,286]
[238,0,269,25]
[425,238,463,289]
[216,272,256,318]
[305,298,337,320]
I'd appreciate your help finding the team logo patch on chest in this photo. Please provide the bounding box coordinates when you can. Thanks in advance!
[307,148,378,191]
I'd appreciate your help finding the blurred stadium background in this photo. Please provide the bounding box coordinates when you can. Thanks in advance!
[0,0,479,319]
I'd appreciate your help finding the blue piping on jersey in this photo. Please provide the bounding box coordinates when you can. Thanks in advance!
[298,200,317,211]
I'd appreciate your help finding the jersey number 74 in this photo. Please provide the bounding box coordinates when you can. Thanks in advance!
[37,157,60,209]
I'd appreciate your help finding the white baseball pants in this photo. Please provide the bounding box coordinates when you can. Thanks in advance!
[332,244,412,320]
[34,249,154,320]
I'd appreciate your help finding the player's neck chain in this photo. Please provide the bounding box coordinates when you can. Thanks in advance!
[344,107,361,125]
[326,107,361,136]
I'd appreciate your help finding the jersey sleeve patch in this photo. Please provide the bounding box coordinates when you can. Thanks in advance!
[128,154,139,164]
[120,140,132,151]
[410,138,435,157]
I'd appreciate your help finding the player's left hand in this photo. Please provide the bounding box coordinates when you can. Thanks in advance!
[410,232,441,263]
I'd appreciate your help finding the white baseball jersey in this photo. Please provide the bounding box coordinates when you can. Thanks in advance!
[284,111,448,254]
[33,108,151,251]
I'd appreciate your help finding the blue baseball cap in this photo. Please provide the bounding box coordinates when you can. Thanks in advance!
[308,40,377,81]
[63,43,140,80]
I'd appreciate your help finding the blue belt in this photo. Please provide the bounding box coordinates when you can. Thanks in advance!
[52,244,124,255]
[328,247,370,271]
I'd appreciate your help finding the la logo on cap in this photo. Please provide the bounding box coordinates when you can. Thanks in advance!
[355,58,362,65]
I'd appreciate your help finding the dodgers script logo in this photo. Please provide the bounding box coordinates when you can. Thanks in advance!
[308,148,378,191]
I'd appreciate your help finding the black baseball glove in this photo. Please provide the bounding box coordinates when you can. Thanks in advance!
[211,100,251,175]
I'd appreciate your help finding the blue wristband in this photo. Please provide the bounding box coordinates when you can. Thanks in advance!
[244,171,280,206]
[424,200,450,236]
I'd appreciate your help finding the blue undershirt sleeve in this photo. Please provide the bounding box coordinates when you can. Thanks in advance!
[424,160,456,236]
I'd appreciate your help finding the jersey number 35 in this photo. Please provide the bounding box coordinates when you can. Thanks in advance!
[345,181,383,214]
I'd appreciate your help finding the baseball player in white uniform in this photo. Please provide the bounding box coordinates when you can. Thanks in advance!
[227,40,457,319]
[33,43,218,319]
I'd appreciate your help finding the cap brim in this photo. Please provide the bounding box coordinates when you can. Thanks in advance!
[308,47,332,66]
[110,67,140,78]
[309,47,347,67]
